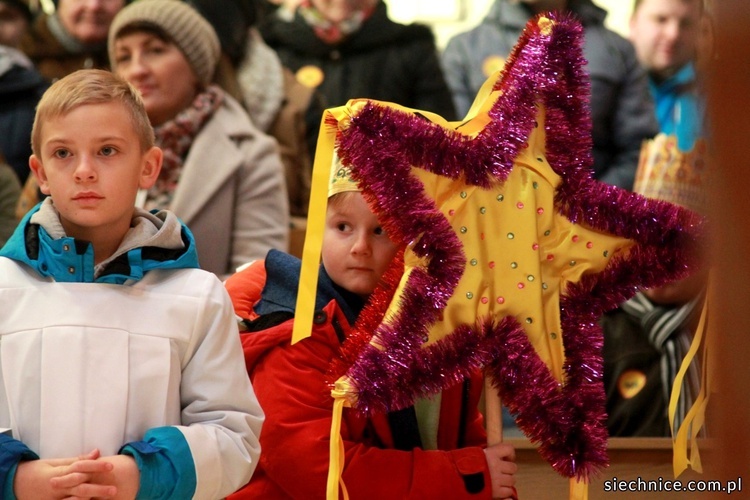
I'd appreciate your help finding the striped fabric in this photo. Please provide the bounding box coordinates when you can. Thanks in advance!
[620,291,704,434]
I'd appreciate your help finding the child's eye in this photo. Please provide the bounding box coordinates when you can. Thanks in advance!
[101,146,117,156]
[337,223,349,232]
[374,227,385,236]
[53,149,70,159]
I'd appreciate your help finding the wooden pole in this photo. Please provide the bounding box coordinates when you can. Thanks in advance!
[484,375,503,446]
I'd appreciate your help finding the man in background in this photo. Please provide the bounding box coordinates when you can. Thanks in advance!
[629,0,704,151]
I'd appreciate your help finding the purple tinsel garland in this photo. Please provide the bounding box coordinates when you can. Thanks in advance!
[328,13,705,481]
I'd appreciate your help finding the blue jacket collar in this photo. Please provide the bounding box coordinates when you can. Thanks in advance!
[254,249,364,325]
[0,202,199,284]
[650,62,696,93]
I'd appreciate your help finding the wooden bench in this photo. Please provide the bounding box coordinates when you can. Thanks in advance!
[507,437,712,499]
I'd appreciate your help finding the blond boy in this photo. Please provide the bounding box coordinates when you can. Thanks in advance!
[0,69,263,499]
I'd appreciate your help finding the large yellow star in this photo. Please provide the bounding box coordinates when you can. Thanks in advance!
[294,13,703,483]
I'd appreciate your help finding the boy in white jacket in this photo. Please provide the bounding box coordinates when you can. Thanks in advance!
[0,69,263,499]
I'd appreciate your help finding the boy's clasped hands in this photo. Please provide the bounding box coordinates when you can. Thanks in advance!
[14,449,139,500]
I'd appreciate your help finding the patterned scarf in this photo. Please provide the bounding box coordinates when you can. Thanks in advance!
[298,1,375,45]
[145,85,224,211]
[620,291,704,433]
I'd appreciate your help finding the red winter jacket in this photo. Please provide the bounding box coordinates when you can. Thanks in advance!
[226,258,494,499]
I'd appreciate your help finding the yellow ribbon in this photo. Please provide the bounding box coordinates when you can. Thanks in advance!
[292,110,340,344]
[327,380,353,500]
[669,278,713,477]
[570,478,589,500]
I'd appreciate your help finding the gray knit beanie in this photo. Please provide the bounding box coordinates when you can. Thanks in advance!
[108,0,220,86]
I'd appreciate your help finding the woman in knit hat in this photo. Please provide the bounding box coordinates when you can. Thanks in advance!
[109,0,289,277]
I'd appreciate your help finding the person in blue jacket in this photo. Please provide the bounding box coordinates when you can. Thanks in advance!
[0,68,263,499]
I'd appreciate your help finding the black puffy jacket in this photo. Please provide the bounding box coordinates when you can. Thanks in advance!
[260,1,457,120]
[0,48,48,184]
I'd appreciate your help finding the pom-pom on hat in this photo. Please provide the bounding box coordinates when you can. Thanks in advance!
[108,0,220,87]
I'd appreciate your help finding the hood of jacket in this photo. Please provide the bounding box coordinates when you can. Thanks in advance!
[254,249,363,325]
[0,198,199,284]
[237,249,364,372]
[485,0,606,30]
[260,1,435,58]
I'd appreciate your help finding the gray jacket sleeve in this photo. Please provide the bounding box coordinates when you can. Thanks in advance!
[441,35,477,120]
[587,31,659,190]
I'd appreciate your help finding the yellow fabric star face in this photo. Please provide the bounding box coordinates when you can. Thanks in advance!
[398,109,632,382]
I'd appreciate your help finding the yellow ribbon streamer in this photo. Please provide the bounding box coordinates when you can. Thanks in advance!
[327,381,353,500]
[669,280,713,477]
[292,111,340,344]
[570,478,589,500]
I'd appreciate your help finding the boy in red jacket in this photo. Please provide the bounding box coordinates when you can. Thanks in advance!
[225,164,517,499]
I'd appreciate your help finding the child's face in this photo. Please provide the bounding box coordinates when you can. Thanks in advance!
[30,101,161,242]
[322,192,399,299]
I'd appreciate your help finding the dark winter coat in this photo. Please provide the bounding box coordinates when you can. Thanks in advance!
[0,47,47,184]
[260,1,457,121]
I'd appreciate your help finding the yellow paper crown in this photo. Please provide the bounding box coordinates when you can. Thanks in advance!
[634,133,710,214]
[328,155,360,198]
